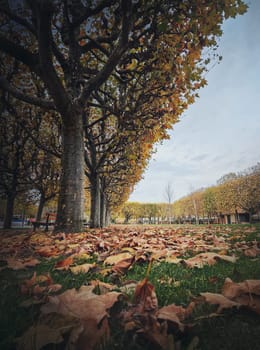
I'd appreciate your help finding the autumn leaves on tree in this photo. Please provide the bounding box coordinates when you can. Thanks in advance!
[0,0,247,231]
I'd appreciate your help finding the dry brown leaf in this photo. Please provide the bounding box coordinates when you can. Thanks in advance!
[90,280,115,294]
[33,285,47,295]
[41,285,122,349]
[235,294,260,314]
[200,292,240,312]
[54,255,74,270]
[23,272,37,288]
[222,278,260,299]
[244,247,260,257]
[104,252,133,265]
[6,257,40,270]
[164,256,182,264]
[17,314,81,350]
[16,324,64,350]
[157,301,195,332]
[136,314,170,350]
[184,252,236,268]
[112,256,134,275]
[70,263,95,274]
[156,305,184,332]
[72,252,91,260]
[134,277,158,311]
[36,247,60,257]
[47,284,62,293]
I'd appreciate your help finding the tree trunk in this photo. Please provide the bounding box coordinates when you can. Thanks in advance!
[3,192,16,229]
[90,175,101,228]
[249,210,253,224]
[55,117,85,232]
[105,207,111,227]
[100,190,106,228]
[36,194,45,222]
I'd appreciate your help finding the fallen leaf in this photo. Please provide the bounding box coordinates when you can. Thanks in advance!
[136,314,170,350]
[134,277,158,311]
[16,324,64,350]
[47,284,62,293]
[184,252,236,268]
[222,278,260,299]
[90,280,115,294]
[6,257,40,270]
[156,305,184,332]
[54,255,74,270]
[200,292,240,312]
[104,252,133,265]
[70,263,95,274]
[41,285,122,349]
[244,247,260,257]
[112,256,134,275]
[235,294,260,314]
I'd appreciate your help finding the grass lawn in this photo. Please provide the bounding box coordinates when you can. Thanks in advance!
[0,224,259,350]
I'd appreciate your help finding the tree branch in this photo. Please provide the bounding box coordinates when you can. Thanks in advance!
[0,76,56,110]
[0,6,36,34]
[72,0,116,28]
[77,0,133,106]
[0,34,40,73]
[35,2,70,117]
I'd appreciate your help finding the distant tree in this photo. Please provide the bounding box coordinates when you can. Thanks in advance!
[217,172,237,185]
[233,173,260,222]
[203,187,217,223]
[29,151,60,222]
[121,202,135,224]
[0,100,31,228]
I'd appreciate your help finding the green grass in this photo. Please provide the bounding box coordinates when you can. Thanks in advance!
[0,224,260,350]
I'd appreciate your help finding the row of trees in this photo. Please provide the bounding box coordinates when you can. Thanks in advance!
[0,88,61,228]
[119,165,260,224]
[0,0,247,231]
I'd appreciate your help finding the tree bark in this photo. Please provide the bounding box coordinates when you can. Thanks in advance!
[3,192,16,229]
[100,189,106,228]
[90,174,101,228]
[36,194,45,222]
[249,210,253,224]
[105,207,110,227]
[55,116,85,232]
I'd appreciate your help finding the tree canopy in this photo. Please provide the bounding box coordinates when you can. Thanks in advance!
[0,0,247,231]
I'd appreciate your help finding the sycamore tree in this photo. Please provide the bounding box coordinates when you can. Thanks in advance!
[232,173,260,222]
[203,187,217,223]
[0,0,247,232]
[0,104,31,228]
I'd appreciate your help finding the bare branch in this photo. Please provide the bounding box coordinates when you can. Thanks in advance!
[35,2,70,116]
[77,0,133,105]
[0,6,36,34]
[0,34,40,73]
[72,0,116,28]
[0,76,56,110]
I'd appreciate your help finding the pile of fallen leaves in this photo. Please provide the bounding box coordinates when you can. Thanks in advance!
[15,273,260,350]
[0,225,259,349]
[1,225,258,273]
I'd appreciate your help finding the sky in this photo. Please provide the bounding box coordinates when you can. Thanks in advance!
[129,0,260,203]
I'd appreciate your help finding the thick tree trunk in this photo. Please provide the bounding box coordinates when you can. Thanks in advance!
[55,116,85,232]
[3,192,16,229]
[36,195,45,222]
[90,175,101,228]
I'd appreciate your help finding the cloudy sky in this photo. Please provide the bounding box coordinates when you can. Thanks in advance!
[129,0,260,203]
